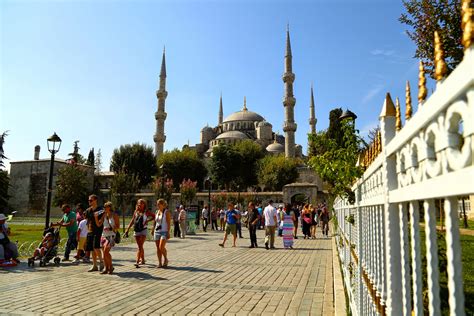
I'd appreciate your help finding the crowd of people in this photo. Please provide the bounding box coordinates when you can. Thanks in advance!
[1,197,330,269]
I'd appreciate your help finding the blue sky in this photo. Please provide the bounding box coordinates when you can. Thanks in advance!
[1,0,436,171]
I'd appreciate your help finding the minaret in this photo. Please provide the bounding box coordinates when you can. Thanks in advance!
[282,25,297,158]
[154,48,167,158]
[309,84,316,134]
[218,93,223,125]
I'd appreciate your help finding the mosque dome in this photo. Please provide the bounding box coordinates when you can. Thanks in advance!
[223,110,264,123]
[215,130,249,140]
[201,126,213,132]
[266,141,285,154]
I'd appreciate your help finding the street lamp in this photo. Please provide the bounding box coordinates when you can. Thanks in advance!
[45,132,62,229]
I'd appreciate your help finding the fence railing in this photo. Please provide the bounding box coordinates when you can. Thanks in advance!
[334,9,474,315]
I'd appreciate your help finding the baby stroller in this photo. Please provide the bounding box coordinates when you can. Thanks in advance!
[27,226,61,267]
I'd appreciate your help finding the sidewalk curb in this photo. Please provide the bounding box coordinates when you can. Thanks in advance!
[332,232,346,315]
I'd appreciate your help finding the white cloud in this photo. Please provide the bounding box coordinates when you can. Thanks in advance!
[362,84,384,104]
[371,49,395,56]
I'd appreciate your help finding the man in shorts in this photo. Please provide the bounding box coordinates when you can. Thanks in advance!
[219,203,239,248]
[84,195,104,272]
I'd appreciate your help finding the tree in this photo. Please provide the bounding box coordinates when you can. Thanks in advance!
[209,144,241,190]
[180,179,197,205]
[54,164,90,206]
[327,108,344,147]
[257,155,300,191]
[110,170,139,218]
[308,119,364,205]
[0,131,10,212]
[153,177,174,202]
[110,143,157,189]
[94,149,103,175]
[86,148,95,167]
[399,0,467,78]
[157,148,207,191]
[233,140,265,189]
[68,141,86,164]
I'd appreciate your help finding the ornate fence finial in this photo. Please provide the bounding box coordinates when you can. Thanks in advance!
[462,0,474,50]
[434,31,448,81]
[377,130,382,153]
[405,81,412,120]
[418,61,427,104]
[395,97,402,131]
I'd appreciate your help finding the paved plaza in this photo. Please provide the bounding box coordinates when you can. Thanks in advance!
[1,229,335,315]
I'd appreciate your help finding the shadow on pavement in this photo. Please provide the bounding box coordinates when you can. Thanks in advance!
[165,266,223,273]
[115,271,167,280]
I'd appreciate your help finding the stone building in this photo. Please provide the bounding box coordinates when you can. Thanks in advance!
[9,146,94,215]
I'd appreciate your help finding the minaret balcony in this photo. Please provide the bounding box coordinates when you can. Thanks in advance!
[282,72,295,83]
[283,122,297,132]
[156,90,168,99]
[154,134,166,143]
[282,96,296,107]
[155,112,167,120]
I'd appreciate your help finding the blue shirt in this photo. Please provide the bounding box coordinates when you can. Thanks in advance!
[226,209,237,225]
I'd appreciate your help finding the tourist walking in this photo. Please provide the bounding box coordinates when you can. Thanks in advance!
[292,204,300,239]
[153,199,171,268]
[219,202,239,248]
[172,205,181,238]
[74,216,89,263]
[97,202,119,274]
[282,203,295,249]
[320,204,330,237]
[211,207,218,230]
[277,205,285,237]
[310,204,318,239]
[125,199,150,268]
[53,204,78,261]
[219,208,225,231]
[302,204,312,239]
[263,200,278,250]
[84,195,104,272]
[201,205,209,232]
[76,203,85,223]
[235,205,243,238]
[247,202,260,248]
[179,205,187,239]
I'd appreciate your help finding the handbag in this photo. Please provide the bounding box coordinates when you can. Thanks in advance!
[114,231,121,244]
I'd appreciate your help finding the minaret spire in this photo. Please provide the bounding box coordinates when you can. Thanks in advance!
[154,48,168,158]
[309,83,316,134]
[242,96,247,111]
[282,25,297,158]
[218,93,223,125]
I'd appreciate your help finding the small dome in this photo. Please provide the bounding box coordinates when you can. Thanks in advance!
[201,126,213,132]
[258,121,272,127]
[223,110,264,123]
[215,131,249,140]
[266,142,285,153]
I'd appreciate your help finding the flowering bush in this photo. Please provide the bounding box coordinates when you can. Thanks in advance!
[153,177,174,202]
[180,179,197,204]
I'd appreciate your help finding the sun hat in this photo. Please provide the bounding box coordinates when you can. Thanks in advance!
[0,214,6,221]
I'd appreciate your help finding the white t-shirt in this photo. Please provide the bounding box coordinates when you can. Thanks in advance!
[263,205,277,226]
[78,219,88,238]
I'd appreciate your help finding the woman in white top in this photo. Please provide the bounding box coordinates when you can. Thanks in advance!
[97,202,119,274]
[153,199,171,268]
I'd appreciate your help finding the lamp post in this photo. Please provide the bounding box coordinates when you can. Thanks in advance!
[45,132,62,229]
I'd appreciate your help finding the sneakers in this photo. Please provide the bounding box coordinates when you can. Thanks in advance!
[82,258,91,263]
[218,243,224,247]
[88,266,98,272]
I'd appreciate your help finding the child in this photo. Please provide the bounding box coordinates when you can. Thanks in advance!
[74,218,89,263]
[31,232,54,259]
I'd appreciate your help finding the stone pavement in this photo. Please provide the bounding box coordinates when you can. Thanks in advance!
[1,229,334,315]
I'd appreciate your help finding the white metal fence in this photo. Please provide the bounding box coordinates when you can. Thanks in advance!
[333,14,474,316]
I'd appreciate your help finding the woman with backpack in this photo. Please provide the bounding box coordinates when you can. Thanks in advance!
[125,199,151,268]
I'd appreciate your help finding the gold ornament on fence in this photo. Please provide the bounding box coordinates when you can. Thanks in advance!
[462,0,474,50]
[418,61,427,104]
[395,97,402,132]
[405,81,412,120]
[434,31,448,81]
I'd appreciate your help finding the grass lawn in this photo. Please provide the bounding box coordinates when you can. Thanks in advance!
[437,218,474,231]
[8,224,69,245]
[420,229,474,314]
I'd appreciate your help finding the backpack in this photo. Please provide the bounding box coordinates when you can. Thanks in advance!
[133,214,146,232]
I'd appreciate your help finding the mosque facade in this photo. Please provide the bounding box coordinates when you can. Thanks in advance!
[154,27,317,160]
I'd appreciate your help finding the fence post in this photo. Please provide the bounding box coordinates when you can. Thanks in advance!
[379,93,402,315]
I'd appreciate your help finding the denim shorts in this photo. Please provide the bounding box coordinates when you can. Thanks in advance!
[154,230,167,241]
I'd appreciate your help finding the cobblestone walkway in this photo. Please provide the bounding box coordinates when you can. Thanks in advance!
[1,229,334,315]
